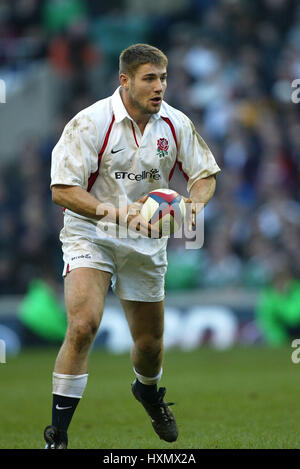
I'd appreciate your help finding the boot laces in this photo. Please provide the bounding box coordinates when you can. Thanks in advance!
[154,387,175,423]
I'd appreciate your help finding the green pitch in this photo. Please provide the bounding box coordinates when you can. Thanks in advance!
[1,346,299,449]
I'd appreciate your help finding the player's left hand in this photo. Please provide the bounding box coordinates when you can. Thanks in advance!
[182,196,196,231]
[120,196,162,238]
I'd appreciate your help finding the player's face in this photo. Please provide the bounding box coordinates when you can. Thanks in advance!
[124,63,167,116]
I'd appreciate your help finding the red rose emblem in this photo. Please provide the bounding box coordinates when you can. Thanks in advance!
[157,138,169,152]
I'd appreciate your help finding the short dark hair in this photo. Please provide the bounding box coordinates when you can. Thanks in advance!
[119,43,168,77]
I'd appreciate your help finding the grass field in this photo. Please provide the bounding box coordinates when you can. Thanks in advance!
[1,345,300,449]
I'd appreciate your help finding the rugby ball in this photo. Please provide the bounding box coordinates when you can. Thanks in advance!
[140,188,186,236]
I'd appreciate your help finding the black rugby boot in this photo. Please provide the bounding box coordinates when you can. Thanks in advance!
[44,425,68,449]
[132,379,178,442]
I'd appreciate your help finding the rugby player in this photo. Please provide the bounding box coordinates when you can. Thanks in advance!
[44,43,220,449]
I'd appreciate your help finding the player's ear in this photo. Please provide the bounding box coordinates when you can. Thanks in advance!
[120,73,130,90]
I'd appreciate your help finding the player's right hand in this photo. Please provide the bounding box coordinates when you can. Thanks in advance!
[119,196,162,238]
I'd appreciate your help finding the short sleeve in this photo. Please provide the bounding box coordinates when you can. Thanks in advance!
[177,115,221,193]
[50,113,99,189]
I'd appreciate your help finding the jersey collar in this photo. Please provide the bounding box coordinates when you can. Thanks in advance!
[112,87,162,123]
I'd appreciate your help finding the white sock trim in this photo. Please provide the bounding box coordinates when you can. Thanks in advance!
[134,368,163,385]
[52,372,88,399]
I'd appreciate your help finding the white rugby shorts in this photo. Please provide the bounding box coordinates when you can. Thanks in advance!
[60,214,167,302]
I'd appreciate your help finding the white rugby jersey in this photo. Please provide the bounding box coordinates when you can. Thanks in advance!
[51,87,220,252]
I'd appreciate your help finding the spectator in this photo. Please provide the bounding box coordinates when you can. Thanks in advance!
[255,256,300,346]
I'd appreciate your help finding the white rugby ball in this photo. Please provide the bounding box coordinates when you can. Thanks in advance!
[140,188,186,236]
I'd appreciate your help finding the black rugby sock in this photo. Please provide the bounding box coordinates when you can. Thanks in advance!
[52,394,80,433]
[135,379,158,403]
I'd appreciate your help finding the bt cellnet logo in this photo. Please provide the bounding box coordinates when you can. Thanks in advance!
[115,168,161,181]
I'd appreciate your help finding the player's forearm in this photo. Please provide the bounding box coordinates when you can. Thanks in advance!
[189,175,216,206]
[51,185,116,221]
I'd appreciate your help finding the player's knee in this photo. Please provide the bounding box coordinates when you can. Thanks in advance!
[135,335,163,358]
[67,318,99,351]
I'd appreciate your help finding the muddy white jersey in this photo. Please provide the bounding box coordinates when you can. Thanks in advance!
[51,87,220,254]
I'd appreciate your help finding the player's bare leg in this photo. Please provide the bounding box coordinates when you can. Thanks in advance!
[55,267,112,374]
[121,299,164,377]
[44,267,111,449]
[121,299,178,442]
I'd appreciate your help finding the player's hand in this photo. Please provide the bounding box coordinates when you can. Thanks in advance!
[182,196,196,231]
[118,196,162,238]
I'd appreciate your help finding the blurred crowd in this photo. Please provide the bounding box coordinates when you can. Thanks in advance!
[0,0,300,294]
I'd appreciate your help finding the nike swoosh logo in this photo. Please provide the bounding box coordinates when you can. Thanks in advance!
[111,148,125,154]
[56,404,73,410]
